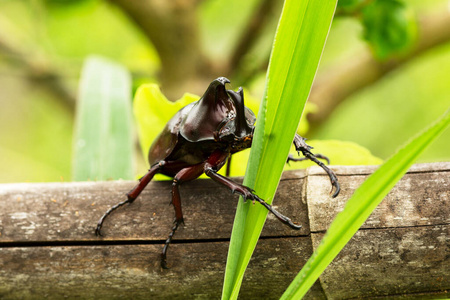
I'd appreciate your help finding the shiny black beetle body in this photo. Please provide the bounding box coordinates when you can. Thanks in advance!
[95,77,339,268]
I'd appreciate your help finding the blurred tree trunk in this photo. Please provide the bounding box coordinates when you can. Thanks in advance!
[107,0,212,99]
[107,0,280,99]
[0,1,449,115]
[107,1,450,127]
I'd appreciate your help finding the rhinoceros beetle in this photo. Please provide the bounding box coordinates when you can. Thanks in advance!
[95,77,340,268]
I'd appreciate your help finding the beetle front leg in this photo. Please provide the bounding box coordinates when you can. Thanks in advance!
[204,166,301,230]
[293,134,340,197]
[287,153,330,165]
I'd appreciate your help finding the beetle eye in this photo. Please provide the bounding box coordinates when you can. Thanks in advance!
[217,111,236,138]
[227,111,236,119]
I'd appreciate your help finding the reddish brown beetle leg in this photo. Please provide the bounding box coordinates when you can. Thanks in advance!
[203,150,302,230]
[95,162,164,237]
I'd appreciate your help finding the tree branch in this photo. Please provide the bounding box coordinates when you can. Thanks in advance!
[229,0,278,74]
[107,0,212,99]
[307,8,450,131]
[0,36,76,111]
[1,163,448,299]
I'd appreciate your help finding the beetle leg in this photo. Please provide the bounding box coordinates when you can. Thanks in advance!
[225,155,232,177]
[161,219,182,269]
[95,161,165,236]
[203,150,302,230]
[293,134,340,197]
[205,167,301,230]
[287,153,330,165]
[161,163,204,269]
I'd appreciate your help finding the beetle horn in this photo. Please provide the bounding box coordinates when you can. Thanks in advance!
[179,77,232,142]
[202,77,230,104]
[227,87,253,138]
[216,77,231,85]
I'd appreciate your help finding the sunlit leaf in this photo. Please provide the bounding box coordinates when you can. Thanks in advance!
[133,84,198,160]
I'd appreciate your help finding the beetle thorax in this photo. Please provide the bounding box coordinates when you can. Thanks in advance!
[229,134,253,153]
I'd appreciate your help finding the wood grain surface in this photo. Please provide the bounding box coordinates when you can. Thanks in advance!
[0,163,448,299]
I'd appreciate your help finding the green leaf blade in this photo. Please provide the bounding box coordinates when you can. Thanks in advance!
[222,1,337,299]
[72,56,134,181]
[281,109,450,299]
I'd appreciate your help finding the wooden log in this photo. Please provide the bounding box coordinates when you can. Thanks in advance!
[0,163,448,299]
[306,163,450,299]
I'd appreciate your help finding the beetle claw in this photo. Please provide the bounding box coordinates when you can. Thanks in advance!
[174,218,185,226]
[95,226,103,237]
[95,218,105,237]
[331,180,340,198]
[161,255,169,269]
[292,134,340,198]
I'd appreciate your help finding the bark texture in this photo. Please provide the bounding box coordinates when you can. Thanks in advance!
[0,163,448,299]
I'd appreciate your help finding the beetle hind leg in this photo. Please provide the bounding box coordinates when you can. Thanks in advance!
[160,181,184,269]
[161,218,183,269]
[95,162,165,236]
[292,134,340,197]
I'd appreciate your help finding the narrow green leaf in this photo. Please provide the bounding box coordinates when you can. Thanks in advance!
[222,1,337,299]
[281,109,450,299]
[72,56,134,181]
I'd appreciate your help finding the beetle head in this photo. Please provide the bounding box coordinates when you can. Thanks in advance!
[222,87,255,150]
[179,77,255,147]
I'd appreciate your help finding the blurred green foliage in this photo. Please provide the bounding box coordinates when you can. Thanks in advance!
[0,79,73,182]
[199,0,261,60]
[0,0,448,183]
[337,0,365,11]
[316,41,450,161]
[0,0,156,182]
[361,0,417,59]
